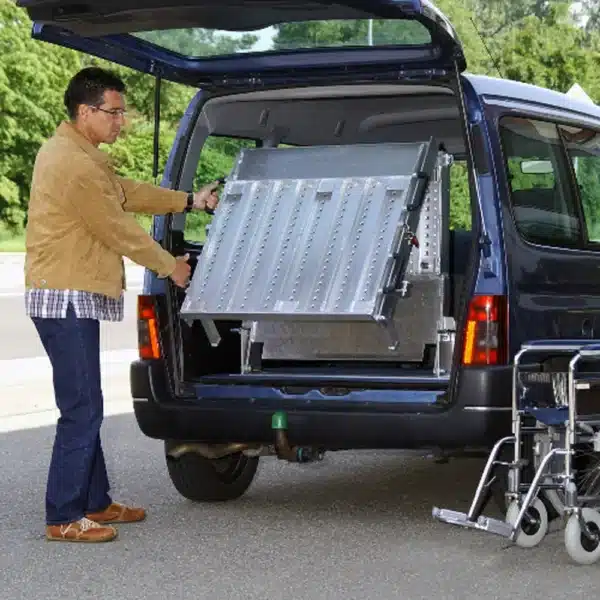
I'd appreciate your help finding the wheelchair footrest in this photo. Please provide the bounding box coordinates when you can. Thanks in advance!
[432,507,513,538]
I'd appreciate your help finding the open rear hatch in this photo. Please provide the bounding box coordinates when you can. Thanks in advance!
[17,0,466,86]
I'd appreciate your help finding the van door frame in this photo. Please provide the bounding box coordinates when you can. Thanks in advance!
[155,68,491,399]
[147,90,213,397]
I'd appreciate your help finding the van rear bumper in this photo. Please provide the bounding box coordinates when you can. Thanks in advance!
[130,360,512,451]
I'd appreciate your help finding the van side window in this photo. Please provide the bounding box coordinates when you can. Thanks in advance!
[185,135,256,243]
[559,125,600,243]
[499,117,581,247]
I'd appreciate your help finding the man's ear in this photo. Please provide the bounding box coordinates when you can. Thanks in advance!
[77,103,91,122]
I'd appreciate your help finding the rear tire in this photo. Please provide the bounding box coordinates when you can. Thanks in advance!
[165,441,259,502]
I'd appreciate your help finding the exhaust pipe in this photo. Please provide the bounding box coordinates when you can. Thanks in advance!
[167,442,255,460]
[167,412,325,463]
[274,429,299,462]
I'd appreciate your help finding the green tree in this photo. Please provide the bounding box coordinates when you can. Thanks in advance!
[434,0,497,74]
[273,18,430,49]
[0,1,205,230]
[563,0,600,34]
[134,28,258,57]
[0,3,263,235]
[449,162,472,230]
[570,155,600,240]
[469,0,552,38]
[495,2,600,98]
[106,120,177,183]
[122,28,259,124]
[185,136,256,242]
[0,0,80,228]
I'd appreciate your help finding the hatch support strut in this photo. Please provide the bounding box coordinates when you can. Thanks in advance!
[152,69,162,184]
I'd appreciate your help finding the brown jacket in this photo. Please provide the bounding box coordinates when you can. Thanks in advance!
[25,121,187,299]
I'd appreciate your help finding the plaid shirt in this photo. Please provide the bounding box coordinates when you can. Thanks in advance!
[25,288,124,321]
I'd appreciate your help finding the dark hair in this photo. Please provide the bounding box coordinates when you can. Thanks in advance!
[64,67,126,120]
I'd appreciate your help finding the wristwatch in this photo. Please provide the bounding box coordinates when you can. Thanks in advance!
[184,192,194,213]
[184,190,215,215]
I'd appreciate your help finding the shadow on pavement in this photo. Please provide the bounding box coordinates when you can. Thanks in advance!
[0,413,490,533]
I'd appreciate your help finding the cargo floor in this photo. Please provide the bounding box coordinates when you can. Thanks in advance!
[195,367,449,389]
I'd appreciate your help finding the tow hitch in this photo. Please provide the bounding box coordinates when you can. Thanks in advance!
[271,411,325,463]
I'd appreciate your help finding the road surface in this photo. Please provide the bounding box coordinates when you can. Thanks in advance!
[0,255,596,600]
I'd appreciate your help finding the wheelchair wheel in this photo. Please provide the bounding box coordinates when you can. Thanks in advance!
[492,430,561,522]
[565,509,600,565]
[538,443,600,517]
[506,498,548,548]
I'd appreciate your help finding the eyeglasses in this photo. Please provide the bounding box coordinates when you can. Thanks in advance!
[89,105,127,118]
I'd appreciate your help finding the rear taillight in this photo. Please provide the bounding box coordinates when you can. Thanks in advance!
[461,295,507,366]
[137,295,161,360]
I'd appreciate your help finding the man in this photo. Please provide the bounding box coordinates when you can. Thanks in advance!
[24,67,219,543]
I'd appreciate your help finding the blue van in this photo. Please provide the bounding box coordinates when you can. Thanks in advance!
[19,0,600,503]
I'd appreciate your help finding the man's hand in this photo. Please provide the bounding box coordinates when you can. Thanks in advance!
[170,253,191,288]
[193,181,220,212]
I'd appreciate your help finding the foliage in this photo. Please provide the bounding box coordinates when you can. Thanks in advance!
[578,0,600,33]
[4,0,600,242]
[574,156,600,240]
[107,120,176,183]
[0,0,80,228]
[134,28,259,57]
[449,162,472,230]
[495,2,600,96]
[273,18,430,49]
[469,0,552,38]
[185,137,255,242]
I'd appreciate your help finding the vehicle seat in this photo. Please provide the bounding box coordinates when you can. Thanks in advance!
[511,187,578,239]
[511,187,557,212]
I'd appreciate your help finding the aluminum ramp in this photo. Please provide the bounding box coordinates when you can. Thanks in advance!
[180,140,439,353]
[253,150,451,364]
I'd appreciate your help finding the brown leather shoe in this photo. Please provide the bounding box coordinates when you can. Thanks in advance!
[86,502,146,524]
[46,518,117,543]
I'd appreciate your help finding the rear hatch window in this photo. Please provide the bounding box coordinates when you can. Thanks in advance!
[133,20,432,57]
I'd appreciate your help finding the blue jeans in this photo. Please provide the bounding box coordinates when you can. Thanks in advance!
[32,304,112,525]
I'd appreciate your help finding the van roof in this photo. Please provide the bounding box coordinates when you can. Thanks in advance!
[465,74,600,123]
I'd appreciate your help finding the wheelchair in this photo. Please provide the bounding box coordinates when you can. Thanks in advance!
[433,340,600,565]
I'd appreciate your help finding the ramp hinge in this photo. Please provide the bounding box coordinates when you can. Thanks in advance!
[407,171,430,210]
[382,280,411,297]
[440,152,454,168]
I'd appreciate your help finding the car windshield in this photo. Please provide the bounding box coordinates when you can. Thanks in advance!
[132,19,432,58]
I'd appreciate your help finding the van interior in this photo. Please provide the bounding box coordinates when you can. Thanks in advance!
[168,82,476,385]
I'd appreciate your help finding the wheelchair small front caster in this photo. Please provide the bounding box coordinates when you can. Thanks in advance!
[564,509,600,565]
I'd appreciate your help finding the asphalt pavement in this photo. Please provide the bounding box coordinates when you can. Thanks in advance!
[0,254,597,600]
